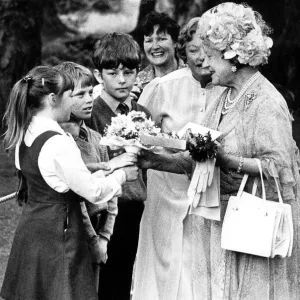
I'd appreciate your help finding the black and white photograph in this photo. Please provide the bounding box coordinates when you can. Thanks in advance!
[0,0,300,299]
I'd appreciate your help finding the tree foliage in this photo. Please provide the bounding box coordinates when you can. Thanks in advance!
[0,0,299,124]
[0,0,43,120]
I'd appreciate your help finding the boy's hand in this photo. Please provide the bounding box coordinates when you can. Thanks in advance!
[109,152,137,171]
[90,236,108,264]
[123,165,139,181]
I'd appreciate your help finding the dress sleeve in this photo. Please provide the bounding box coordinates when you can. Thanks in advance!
[138,78,164,126]
[40,135,126,205]
[253,96,299,201]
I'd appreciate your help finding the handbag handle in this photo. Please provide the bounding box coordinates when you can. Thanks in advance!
[237,174,249,198]
[237,159,266,200]
[252,159,283,204]
[253,159,266,200]
[236,159,268,214]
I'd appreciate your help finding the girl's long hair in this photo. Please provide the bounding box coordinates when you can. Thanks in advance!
[3,66,73,151]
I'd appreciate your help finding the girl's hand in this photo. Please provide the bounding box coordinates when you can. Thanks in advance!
[86,162,111,173]
[109,152,138,171]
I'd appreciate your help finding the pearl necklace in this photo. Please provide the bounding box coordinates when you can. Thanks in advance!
[222,71,261,115]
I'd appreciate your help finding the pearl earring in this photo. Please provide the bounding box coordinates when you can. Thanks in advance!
[231,65,237,73]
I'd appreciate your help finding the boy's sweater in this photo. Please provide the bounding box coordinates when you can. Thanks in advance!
[75,124,117,242]
[89,96,151,202]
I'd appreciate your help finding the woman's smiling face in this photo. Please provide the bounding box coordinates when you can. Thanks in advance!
[143,25,176,68]
[202,45,233,86]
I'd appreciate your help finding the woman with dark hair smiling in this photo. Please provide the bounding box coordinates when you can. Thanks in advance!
[136,11,185,89]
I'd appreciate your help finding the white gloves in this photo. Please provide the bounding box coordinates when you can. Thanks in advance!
[187,159,216,208]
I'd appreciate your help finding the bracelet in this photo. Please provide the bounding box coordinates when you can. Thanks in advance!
[237,156,244,173]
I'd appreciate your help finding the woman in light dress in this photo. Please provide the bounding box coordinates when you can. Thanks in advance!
[132,17,223,300]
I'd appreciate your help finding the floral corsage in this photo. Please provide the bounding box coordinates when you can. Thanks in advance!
[186,131,218,162]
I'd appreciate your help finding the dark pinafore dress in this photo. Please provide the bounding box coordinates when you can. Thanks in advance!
[0,131,98,300]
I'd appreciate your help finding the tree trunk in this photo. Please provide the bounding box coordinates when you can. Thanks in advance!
[0,0,43,123]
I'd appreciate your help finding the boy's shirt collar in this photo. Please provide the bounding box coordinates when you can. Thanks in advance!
[101,90,132,114]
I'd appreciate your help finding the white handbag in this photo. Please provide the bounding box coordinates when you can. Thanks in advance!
[221,159,293,258]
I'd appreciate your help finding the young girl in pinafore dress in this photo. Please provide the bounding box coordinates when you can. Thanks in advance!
[0,66,138,300]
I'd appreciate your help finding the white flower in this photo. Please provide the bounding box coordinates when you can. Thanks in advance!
[224,50,237,59]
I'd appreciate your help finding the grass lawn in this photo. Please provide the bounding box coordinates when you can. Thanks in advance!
[0,140,21,294]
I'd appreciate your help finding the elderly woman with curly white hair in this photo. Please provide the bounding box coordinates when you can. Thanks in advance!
[195,2,300,299]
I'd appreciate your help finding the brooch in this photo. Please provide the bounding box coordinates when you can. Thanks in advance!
[245,92,257,110]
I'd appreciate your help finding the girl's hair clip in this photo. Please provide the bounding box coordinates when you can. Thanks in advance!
[22,76,32,83]
[41,78,45,87]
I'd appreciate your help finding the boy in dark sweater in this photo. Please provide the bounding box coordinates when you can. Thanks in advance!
[55,62,137,284]
[90,33,151,300]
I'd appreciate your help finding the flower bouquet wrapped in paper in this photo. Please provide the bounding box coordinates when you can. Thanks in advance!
[100,111,160,154]
[100,111,187,154]
[178,123,222,219]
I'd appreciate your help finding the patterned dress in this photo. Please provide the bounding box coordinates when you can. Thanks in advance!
[196,73,300,300]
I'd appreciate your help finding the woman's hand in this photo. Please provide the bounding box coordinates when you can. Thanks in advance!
[137,149,159,169]
[90,236,108,264]
[109,152,138,171]
[137,148,177,169]
[215,141,231,168]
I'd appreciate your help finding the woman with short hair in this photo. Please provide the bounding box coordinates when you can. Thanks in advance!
[136,11,185,89]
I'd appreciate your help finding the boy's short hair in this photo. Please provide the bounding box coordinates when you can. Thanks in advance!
[140,11,180,43]
[54,61,94,87]
[92,32,141,72]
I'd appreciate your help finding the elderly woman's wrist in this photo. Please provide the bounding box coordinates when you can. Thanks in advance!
[216,153,239,169]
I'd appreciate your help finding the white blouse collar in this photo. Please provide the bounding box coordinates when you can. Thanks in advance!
[29,116,65,135]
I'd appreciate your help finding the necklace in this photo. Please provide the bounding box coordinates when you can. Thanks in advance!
[222,71,261,115]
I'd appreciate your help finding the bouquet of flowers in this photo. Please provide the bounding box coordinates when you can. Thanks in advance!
[100,111,173,153]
